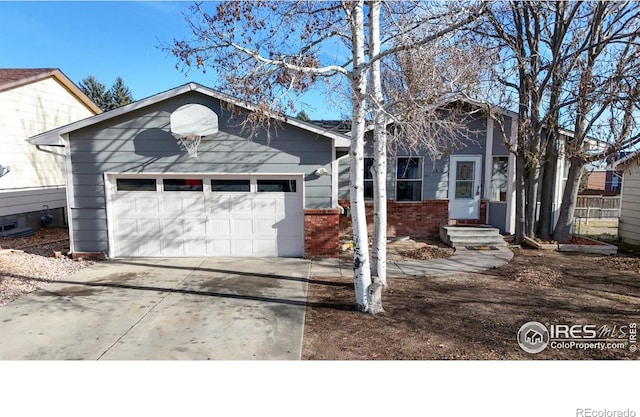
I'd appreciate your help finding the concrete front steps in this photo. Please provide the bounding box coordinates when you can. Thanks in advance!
[440,225,508,249]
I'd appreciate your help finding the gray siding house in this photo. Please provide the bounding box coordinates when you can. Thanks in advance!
[338,110,527,236]
[30,83,348,258]
[29,82,567,258]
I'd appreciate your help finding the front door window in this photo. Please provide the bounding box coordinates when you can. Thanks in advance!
[455,161,475,199]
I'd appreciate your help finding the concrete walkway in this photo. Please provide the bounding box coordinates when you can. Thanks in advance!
[310,247,514,278]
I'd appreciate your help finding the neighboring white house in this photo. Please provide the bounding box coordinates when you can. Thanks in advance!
[0,68,101,232]
[616,151,640,245]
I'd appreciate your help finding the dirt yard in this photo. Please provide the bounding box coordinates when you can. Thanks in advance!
[303,246,640,360]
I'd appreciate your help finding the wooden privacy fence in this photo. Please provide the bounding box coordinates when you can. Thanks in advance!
[574,196,621,219]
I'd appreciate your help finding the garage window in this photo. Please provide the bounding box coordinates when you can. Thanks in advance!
[117,178,156,191]
[257,179,296,192]
[211,179,250,192]
[163,179,203,192]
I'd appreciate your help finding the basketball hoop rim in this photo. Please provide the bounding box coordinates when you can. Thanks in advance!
[177,134,203,158]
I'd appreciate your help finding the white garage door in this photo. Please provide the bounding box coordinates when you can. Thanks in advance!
[108,175,304,257]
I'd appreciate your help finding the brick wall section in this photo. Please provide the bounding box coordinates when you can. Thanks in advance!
[338,199,449,238]
[304,208,341,258]
[71,252,107,261]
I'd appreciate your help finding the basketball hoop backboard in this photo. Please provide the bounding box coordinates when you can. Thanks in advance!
[170,103,219,157]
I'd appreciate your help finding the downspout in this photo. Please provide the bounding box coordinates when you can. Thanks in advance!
[33,138,75,254]
[35,144,65,158]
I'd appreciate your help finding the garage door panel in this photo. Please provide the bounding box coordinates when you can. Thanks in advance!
[162,199,184,215]
[183,200,205,216]
[231,199,253,214]
[209,219,230,234]
[113,197,137,217]
[116,239,139,256]
[139,218,161,235]
[139,239,162,256]
[231,219,253,234]
[254,240,276,256]
[209,240,231,256]
[255,218,277,234]
[183,239,208,256]
[138,198,160,215]
[253,198,277,214]
[110,175,303,257]
[114,218,137,236]
[231,239,253,256]
[182,218,205,235]
[162,219,184,236]
[208,196,230,213]
[162,239,183,256]
[163,197,205,216]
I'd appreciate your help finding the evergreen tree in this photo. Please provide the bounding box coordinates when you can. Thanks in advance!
[79,75,133,111]
[296,110,311,121]
[79,76,112,111]
[110,77,133,109]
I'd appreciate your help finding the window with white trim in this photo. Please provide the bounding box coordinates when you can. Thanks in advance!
[396,157,422,201]
[490,156,508,202]
[211,179,250,192]
[364,158,374,200]
[257,179,297,192]
[163,179,203,192]
[116,178,156,192]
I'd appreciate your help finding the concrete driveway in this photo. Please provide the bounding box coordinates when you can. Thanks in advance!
[0,258,310,360]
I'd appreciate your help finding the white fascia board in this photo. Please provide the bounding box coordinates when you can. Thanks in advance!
[27,134,66,146]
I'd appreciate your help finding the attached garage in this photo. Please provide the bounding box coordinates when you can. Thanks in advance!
[107,174,304,257]
[28,83,348,259]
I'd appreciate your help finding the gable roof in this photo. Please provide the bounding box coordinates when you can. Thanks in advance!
[0,68,102,114]
[310,120,352,134]
[29,82,350,147]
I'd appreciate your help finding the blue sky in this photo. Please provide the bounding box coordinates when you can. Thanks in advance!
[0,1,342,119]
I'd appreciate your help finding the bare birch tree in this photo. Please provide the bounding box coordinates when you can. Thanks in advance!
[366,3,490,313]
[170,0,485,313]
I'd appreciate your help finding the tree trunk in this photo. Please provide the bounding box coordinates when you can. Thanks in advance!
[368,0,386,315]
[349,1,372,312]
[537,134,558,239]
[514,153,526,244]
[552,157,584,242]
[524,162,540,238]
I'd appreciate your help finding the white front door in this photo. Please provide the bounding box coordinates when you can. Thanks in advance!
[449,155,482,220]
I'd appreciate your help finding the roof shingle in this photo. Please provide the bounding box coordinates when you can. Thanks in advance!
[0,68,59,92]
